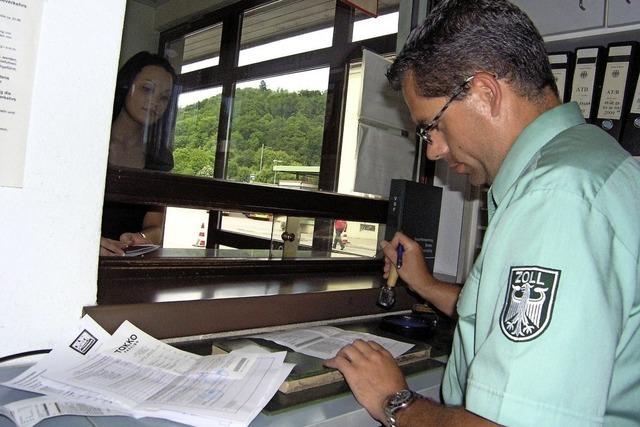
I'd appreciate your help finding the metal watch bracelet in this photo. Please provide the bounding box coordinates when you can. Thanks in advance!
[384,389,423,427]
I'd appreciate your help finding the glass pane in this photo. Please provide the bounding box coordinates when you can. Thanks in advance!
[337,60,370,196]
[163,207,210,248]
[297,217,380,257]
[332,219,380,257]
[339,57,408,199]
[220,211,278,247]
[226,69,329,185]
[172,86,222,177]
[238,0,336,66]
[164,23,222,74]
[162,207,383,259]
[352,10,399,42]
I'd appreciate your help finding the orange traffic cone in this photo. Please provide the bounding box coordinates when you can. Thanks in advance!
[192,222,207,247]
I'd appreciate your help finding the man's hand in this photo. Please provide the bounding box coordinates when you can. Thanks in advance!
[381,232,461,317]
[381,232,432,296]
[100,237,127,256]
[324,339,408,424]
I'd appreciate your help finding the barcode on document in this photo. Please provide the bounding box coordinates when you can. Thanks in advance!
[234,357,247,372]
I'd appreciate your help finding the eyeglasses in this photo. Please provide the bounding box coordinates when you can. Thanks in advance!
[416,75,475,146]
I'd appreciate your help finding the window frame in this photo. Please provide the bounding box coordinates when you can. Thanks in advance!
[159,0,400,247]
[95,0,416,338]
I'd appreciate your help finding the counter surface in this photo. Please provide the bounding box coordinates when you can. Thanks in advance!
[0,362,445,427]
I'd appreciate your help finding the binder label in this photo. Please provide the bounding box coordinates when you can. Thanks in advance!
[630,74,640,115]
[597,61,630,120]
[571,62,598,118]
[552,69,567,103]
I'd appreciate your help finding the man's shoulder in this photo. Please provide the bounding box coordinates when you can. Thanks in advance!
[529,124,638,195]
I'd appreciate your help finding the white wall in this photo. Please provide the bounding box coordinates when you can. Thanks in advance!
[0,1,126,357]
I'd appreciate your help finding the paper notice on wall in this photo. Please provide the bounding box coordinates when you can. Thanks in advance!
[0,0,44,188]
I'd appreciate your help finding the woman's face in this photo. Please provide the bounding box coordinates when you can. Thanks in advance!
[124,65,173,126]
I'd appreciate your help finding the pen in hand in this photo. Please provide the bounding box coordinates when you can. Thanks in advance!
[396,243,404,269]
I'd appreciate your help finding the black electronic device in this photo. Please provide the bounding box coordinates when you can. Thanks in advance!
[384,179,443,271]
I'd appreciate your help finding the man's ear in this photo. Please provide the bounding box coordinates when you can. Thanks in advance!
[470,72,501,118]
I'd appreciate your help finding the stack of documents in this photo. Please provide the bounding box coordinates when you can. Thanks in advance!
[0,315,293,427]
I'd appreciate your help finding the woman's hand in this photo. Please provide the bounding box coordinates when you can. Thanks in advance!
[100,237,127,256]
[119,232,151,246]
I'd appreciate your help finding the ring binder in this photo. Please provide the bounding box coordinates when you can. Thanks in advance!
[548,52,574,103]
[594,42,639,141]
[621,67,640,155]
[569,46,606,123]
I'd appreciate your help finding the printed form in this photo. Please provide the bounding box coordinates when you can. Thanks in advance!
[0,315,293,427]
[251,325,414,359]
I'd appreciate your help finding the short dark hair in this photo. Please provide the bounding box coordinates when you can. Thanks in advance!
[112,51,178,171]
[387,0,557,103]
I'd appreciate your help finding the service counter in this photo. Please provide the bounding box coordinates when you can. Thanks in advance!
[0,317,454,427]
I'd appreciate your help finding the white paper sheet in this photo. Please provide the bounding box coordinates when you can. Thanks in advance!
[1,315,293,427]
[0,0,44,187]
[0,396,132,427]
[250,325,414,359]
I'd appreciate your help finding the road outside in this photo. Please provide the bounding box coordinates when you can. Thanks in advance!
[162,207,379,257]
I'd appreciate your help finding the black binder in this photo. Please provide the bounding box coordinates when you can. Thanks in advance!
[620,62,640,155]
[384,179,442,271]
[569,46,606,123]
[548,51,574,103]
[594,42,639,141]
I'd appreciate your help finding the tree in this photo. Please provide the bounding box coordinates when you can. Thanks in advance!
[173,86,326,183]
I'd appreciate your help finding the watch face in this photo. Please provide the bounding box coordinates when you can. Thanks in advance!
[390,389,413,407]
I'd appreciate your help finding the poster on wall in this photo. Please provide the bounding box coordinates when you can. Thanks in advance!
[0,0,44,188]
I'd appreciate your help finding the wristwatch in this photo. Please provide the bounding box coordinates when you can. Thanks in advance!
[383,389,421,427]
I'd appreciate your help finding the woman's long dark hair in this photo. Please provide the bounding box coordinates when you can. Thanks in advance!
[112,51,179,171]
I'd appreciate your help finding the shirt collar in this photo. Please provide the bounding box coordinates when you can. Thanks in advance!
[489,102,585,209]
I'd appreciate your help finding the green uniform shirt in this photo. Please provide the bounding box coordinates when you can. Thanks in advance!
[442,102,640,426]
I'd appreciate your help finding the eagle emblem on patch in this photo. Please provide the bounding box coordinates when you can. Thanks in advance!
[500,266,560,342]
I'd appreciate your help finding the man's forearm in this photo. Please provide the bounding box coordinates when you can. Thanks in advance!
[414,279,462,318]
[395,398,497,427]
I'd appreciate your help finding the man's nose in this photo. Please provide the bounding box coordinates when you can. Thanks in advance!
[425,134,448,161]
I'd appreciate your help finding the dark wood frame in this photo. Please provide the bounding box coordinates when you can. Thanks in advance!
[104,167,389,221]
[93,165,423,337]
[91,1,428,338]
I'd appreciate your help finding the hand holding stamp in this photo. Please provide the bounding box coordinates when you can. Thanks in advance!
[377,244,404,308]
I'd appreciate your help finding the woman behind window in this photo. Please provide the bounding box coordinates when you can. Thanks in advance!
[100,51,178,256]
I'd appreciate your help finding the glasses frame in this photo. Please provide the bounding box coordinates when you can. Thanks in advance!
[416,75,475,146]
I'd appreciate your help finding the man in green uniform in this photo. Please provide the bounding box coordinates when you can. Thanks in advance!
[324,1,640,426]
